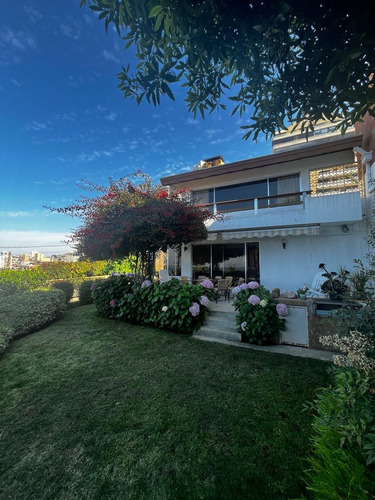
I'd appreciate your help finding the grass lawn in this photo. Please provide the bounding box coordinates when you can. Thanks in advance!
[0,305,331,499]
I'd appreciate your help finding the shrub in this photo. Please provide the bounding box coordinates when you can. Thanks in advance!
[305,368,375,498]
[232,282,286,345]
[92,276,215,334]
[0,282,24,297]
[50,280,75,304]
[0,267,49,291]
[92,275,133,317]
[78,280,96,305]
[0,324,14,354]
[0,289,66,339]
[333,302,375,351]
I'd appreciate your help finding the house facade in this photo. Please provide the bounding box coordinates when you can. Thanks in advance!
[160,126,374,293]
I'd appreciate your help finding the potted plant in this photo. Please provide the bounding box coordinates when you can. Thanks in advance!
[297,287,308,299]
[319,263,350,301]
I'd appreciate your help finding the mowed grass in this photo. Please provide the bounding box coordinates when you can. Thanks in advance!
[0,306,330,500]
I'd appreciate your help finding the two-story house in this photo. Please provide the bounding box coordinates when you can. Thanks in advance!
[160,124,374,292]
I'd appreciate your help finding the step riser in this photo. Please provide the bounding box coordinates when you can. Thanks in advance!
[197,328,241,342]
[204,319,237,330]
[208,310,237,319]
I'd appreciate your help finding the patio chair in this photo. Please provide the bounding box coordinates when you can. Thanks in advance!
[216,279,229,302]
[305,270,328,298]
[225,276,233,286]
[159,269,182,284]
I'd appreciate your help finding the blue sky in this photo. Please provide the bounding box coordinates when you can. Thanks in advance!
[0,1,271,255]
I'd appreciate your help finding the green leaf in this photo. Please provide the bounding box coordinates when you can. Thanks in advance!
[149,5,162,18]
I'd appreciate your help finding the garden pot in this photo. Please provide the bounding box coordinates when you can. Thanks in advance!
[298,294,306,300]
[329,292,339,301]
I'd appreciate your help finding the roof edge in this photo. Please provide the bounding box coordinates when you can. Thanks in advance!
[160,135,363,186]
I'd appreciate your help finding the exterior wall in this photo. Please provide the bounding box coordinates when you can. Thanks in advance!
[170,150,355,193]
[181,221,368,291]
[206,191,363,233]
[258,222,368,291]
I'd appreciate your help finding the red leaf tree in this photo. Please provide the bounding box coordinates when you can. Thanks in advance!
[48,172,215,276]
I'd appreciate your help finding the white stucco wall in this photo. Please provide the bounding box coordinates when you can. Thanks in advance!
[258,223,369,291]
[180,222,369,291]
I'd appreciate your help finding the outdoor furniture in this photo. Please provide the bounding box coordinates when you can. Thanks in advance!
[216,279,230,302]
[225,276,233,286]
[305,270,328,298]
[237,278,245,286]
[159,269,182,283]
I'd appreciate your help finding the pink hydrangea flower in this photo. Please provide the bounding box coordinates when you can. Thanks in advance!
[110,299,116,308]
[200,295,210,307]
[248,281,259,289]
[248,294,260,306]
[189,302,200,317]
[141,280,151,288]
[239,283,248,290]
[200,279,214,289]
[276,303,288,316]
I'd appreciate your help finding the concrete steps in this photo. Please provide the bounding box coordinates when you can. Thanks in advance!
[194,308,241,342]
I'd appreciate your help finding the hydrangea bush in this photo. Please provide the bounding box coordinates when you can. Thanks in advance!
[233,282,287,345]
[92,276,215,334]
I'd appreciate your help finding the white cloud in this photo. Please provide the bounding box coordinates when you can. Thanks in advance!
[60,24,80,40]
[103,50,120,63]
[11,78,21,87]
[105,112,117,121]
[0,28,36,50]
[24,5,42,23]
[0,231,74,255]
[186,117,200,125]
[0,211,34,217]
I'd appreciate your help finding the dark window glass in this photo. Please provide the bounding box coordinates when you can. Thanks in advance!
[223,244,245,278]
[192,245,210,279]
[246,243,260,282]
[215,180,267,212]
[212,244,224,277]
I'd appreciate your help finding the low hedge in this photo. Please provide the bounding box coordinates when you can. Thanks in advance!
[78,280,96,305]
[92,275,215,334]
[51,281,75,304]
[0,324,14,354]
[0,289,66,339]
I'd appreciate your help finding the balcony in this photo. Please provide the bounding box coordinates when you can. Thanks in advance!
[199,190,363,232]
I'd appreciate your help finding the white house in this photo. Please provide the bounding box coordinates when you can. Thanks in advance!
[160,125,374,293]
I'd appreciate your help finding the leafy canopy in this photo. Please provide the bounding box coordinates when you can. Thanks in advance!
[48,172,212,268]
[81,0,375,139]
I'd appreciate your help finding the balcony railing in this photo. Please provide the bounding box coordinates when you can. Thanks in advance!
[197,191,312,215]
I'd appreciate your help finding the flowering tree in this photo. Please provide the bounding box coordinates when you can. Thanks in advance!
[48,172,214,276]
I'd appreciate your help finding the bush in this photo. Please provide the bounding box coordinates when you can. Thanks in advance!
[50,280,75,304]
[333,302,375,352]
[0,282,24,297]
[0,267,49,292]
[232,282,287,345]
[0,289,66,339]
[305,368,375,499]
[0,324,14,354]
[92,276,215,334]
[78,280,96,305]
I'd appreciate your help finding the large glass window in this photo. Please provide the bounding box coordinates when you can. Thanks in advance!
[191,189,214,213]
[215,180,268,212]
[269,174,300,206]
[192,245,211,278]
[192,243,259,281]
[223,244,245,278]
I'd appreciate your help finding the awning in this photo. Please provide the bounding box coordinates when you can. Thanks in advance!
[206,225,320,241]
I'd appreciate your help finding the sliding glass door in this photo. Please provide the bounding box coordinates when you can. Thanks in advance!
[193,243,259,281]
